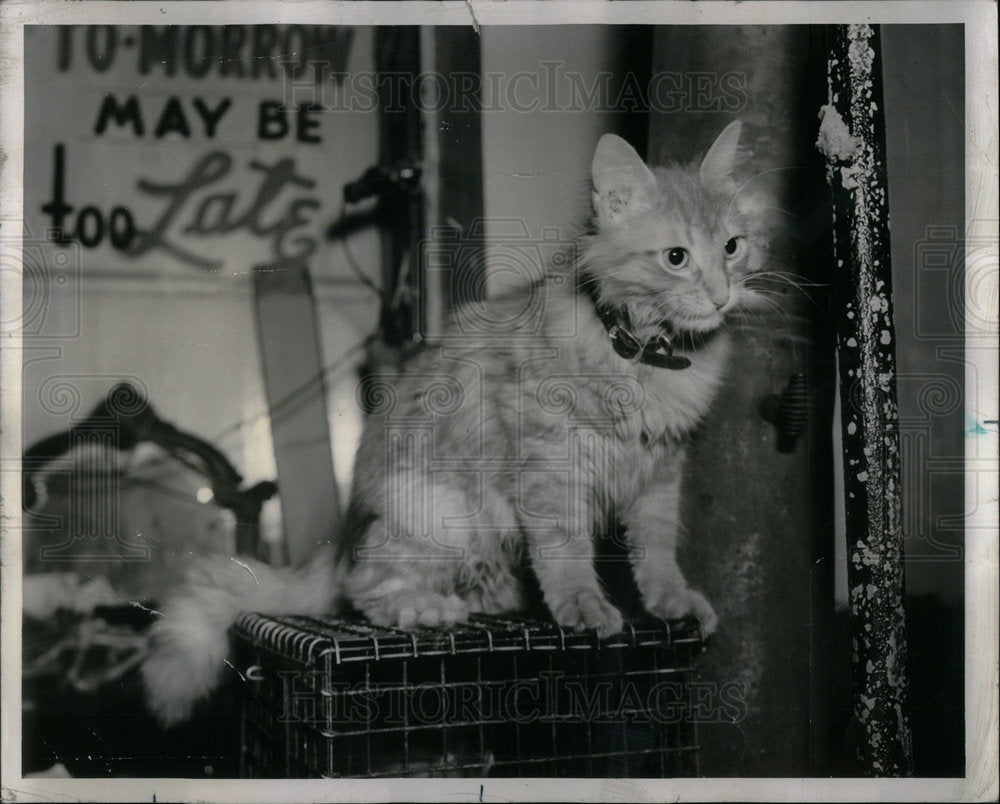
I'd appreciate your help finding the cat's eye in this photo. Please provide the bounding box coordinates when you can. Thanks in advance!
[663,247,689,269]
[724,236,746,259]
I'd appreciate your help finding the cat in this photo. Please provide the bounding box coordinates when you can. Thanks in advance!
[142,120,768,726]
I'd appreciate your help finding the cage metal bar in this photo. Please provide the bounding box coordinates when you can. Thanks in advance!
[401,658,410,772]
[512,652,522,775]
[655,647,666,779]
[820,23,913,776]
[439,654,449,772]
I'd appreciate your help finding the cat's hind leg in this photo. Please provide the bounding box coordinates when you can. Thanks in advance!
[375,590,469,629]
[344,476,521,630]
[348,565,470,630]
[343,472,479,629]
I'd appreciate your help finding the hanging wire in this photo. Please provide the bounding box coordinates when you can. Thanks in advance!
[117,329,380,482]
[72,194,394,488]
[334,200,387,304]
[210,195,389,441]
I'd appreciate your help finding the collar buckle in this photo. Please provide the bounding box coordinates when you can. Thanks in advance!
[606,319,690,370]
[642,334,692,370]
[607,324,643,363]
[581,273,693,371]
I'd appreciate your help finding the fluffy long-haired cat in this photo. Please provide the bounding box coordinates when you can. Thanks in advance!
[142,121,768,725]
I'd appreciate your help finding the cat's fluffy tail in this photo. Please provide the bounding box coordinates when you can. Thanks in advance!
[141,545,341,726]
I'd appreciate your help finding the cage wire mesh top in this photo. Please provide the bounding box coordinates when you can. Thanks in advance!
[231,612,704,778]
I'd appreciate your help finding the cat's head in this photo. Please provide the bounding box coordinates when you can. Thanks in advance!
[585,121,766,338]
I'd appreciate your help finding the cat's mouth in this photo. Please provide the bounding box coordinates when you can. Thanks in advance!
[684,316,724,334]
[645,294,735,337]
[666,310,727,337]
[639,308,727,354]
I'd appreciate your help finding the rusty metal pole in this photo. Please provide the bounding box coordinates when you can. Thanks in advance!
[818,23,913,776]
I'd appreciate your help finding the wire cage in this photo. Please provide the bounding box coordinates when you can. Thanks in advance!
[230,612,703,778]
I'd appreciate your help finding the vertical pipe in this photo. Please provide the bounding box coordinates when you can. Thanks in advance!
[428,27,486,311]
[375,27,423,349]
[648,25,837,776]
[818,23,913,776]
[420,26,486,343]
[418,26,443,341]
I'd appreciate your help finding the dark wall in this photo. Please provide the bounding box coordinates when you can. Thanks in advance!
[882,24,966,606]
[882,23,966,778]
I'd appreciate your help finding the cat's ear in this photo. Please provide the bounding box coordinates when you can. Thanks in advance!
[592,134,658,224]
[699,120,743,195]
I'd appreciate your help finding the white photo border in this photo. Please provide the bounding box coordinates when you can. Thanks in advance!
[1,2,996,801]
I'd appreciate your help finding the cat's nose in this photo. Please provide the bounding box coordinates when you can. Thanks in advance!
[706,274,730,310]
[710,286,731,310]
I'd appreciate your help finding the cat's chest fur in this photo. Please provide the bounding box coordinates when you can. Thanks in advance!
[518,288,732,503]
[604,350,728,499]
[630,334,731,443]
[564,290,730,443]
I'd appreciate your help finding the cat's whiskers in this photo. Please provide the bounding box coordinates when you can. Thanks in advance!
[753,204,799,219]
[748,269,827,289]
[739,287,801,346]
[742,270,826,312]
[728,165,819,223]
[736,277,793,315]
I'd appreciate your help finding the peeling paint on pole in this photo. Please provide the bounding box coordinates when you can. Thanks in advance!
[817,24,913,776]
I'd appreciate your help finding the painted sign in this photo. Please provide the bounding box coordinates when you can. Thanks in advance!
[25,25,370,280]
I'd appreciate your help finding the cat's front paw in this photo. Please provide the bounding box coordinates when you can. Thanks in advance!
[645,586,718,636]
[552,589,624,638]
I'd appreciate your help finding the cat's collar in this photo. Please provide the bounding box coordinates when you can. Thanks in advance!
[579,275,709,370]
[596,306,692,370]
